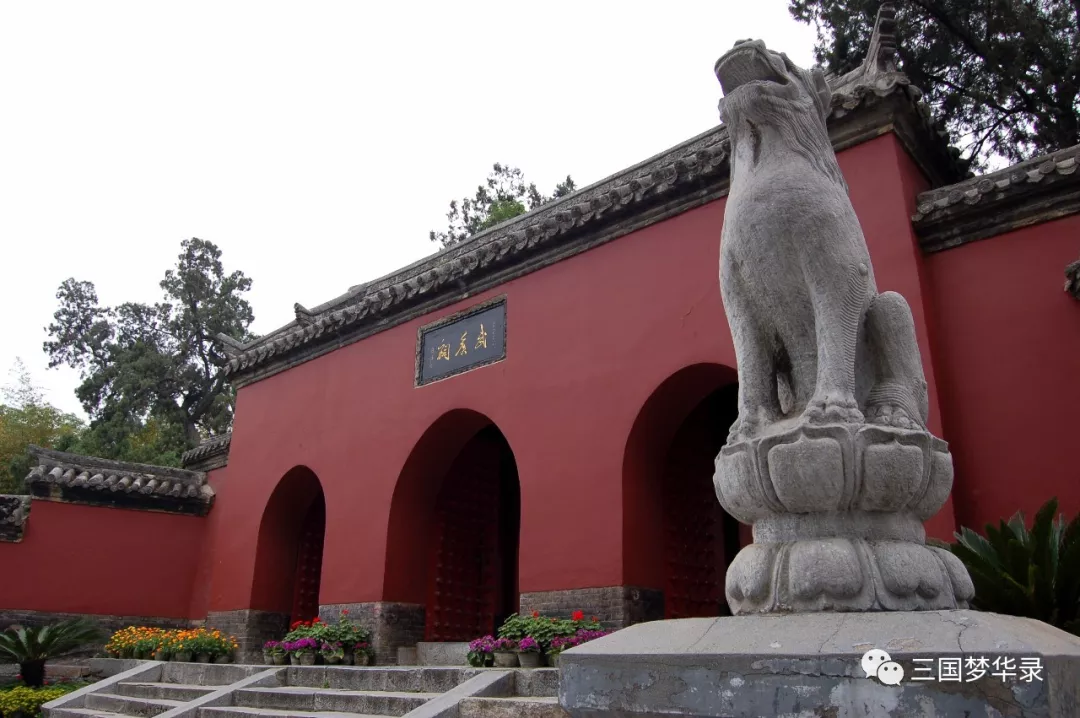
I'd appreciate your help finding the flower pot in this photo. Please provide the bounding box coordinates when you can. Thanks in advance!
[299,652,316,666]
[173,651,193,662]
[342,653,354,665]
[324,655,341,665]
[263,652,273,665]
[154,651,169,662]
[493,651,519,668]
[353,652,370,666]
[546,653,561,668]
[290,654,301,665]
[517,652,542,668]
[19,660,46,687]
[214,654,232,664]
[195,653,212,664]
[272,654,287,665]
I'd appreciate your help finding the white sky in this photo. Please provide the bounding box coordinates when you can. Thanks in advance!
[1,1,817,419]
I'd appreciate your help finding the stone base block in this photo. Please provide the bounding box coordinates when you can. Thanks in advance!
[417,642,468,666]
[320,602,425,666]
[398,646,419,665]
[206,609,289,664]
[519,586,663,630]
[560,610,1080,718]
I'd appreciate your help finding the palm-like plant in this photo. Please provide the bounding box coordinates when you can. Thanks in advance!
[938,497,1080,636]
[0,618,105,687]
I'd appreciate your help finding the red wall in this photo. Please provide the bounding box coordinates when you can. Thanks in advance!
[0,500,205,618]
[202,133,964,612]
[925,215,1080,530]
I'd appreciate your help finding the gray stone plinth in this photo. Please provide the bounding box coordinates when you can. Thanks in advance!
[520,586,663,630]
[559,611,1080,718]
[206,609,289,664]
[319,602,425,666]
[418,642,468,665]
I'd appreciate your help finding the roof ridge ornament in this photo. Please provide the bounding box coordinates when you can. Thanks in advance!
[216,332,245,358]
[866,3,898,74]
[828,3,903,96]
[294,303,316,326]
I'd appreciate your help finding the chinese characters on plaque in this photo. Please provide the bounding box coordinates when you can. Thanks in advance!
[417,300,506,385]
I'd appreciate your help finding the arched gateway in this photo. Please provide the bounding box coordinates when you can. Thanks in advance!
[623,364,746,618]
[251,466,326,624]
[385,410,521,641]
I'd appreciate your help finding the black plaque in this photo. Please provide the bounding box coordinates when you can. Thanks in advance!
[417,298,506,385]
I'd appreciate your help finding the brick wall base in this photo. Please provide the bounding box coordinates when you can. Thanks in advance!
[205,609,289,664]
[519,586,664,629]
[319,602,424,666]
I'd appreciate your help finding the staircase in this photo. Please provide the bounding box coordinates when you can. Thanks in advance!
[44,664,567,718]
[48,664,267,718]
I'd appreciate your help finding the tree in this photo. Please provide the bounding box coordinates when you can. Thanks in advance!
[44,238,255,465]
[430,163,577,247]
[0,359,84,493]
[788,0,1080,168]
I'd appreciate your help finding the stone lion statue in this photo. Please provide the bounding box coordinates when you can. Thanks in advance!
[715,39,928,441]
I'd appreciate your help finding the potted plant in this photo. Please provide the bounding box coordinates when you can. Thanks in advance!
[213,633,238,664]
[171,632,194,663]
[0,618,104,687]
[467,635,495,667]
[334,609,370,665]
[321,641,345,665]
[291,637,318,666]
[546,635,575,667]
[492,637,518,667]
[516,636,542,668]
[263,640,280,665]
[353,641,373,666]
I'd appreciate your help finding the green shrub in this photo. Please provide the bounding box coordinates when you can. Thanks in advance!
[936,497,1080,636]
[0,619,104,688]
[0,684,78,717]
[496,611,604,650]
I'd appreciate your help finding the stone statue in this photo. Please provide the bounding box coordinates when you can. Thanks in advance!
[712,37,974,614]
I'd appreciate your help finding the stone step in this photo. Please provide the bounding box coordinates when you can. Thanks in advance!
[512,669,559,698]
[283,666,476,694]
[161,663,269,686]
[85,693,185,717]
[232,687,439,716]
[201,708,384,718]
[48,708,129,718]
[459,697,567,718]
[114,681,218,701]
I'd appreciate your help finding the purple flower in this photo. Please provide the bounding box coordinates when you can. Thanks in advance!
[493,637,517,651]
[469,635,495,653]
[517,636,539,653]
[574,629,609,644]
[263,640,280,650]
[291,637,317,652]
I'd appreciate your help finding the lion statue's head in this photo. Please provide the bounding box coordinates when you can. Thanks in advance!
[715,39,842,185]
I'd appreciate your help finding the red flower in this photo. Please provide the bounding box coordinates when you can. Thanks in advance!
[342,609,349,615]
[572,610,584,621]
[532,611,540,618]
[591,616,598,622]
[313,617,322,623]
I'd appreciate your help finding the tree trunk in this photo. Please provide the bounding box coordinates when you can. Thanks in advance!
[20,659,46,687]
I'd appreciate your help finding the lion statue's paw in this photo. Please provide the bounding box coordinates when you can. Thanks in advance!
[803,393,864,426]
[865,403,918,430]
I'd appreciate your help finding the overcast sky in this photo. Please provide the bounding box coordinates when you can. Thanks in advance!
[1,1,817,419]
